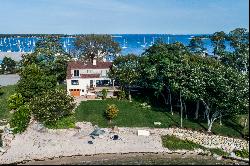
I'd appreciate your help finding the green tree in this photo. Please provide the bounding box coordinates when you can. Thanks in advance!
[29,88,75,126]
[8,93,24,110]
[10,104,31,134]
[1,56,16,74]
[225,28,249,73]
[20,36,70,83]
[210,31,227,56]
[188,36,206,55]
[140,42,191,119]
[16,64,57,101]
[109,54,139,102]
[74,34,121,62]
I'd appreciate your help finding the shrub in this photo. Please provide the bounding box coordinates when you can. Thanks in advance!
[209,148,228,156]
[101,89,108,99]
[234,149,249,158]
[161,135,203,150]
[45,115,76,129]
[105,104,119,122]
[8,93,24,110]
[29,88,76,125]
[10,105,31,134]
[117,90,126,100]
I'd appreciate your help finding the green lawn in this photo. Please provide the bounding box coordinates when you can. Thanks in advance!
[0,85,16,120]
[75,99,245,138]
[161,135,229,156]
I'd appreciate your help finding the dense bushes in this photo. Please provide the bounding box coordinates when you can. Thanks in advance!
[29,88,75,126]
[161,135,203,150]
[8,93,24,110]
[10,105,31,134]
[16,64,57,101]
[234,149,249,158]
[44,115,76,129]
[101,89,108,99]
[105,104,119,122]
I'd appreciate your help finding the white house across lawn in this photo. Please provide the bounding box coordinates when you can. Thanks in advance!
[66,59,114,97]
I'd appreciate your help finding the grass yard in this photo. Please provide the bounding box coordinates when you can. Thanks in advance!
[0,85,16,120]
[75,99,245,138]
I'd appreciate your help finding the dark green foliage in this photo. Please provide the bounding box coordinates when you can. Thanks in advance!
[44,115,76,129]
[209,148,229,156]
[0,85,16,120]
[234,149,249,158]
[20,36,70,83]
[210,31,227,55]
[117,90,126,100]
[161,135,203,150]
[29,88,75,125]
[74,34,121,62]
[10,105,31,134]
[0,56,16,74]
[188,36,206,54]
[7,93,24,110]
[16,64,57,101]
[101,89,108,99]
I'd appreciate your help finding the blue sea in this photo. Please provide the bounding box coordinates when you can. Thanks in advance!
[0,34,232,58]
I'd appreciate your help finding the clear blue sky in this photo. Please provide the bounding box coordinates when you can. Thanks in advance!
[0,0,249,34]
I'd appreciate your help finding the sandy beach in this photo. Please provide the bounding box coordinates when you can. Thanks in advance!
[0,120,248,165]
[0,121,170,164]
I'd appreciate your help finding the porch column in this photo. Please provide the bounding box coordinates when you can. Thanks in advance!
[112,79,115,90]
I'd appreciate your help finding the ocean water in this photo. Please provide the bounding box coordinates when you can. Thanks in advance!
[0,34,232,56]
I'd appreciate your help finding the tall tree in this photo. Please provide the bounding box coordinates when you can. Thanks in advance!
[1,56,16,74]
[74,34,121,62]
[226,28,249,73]
[109,54,139,102]
[20,36,70,83]
[210,31,227,56]
[16,64,57,101]
[188,36,206,55]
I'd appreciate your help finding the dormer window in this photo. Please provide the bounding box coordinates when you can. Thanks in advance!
[74,70,79,77]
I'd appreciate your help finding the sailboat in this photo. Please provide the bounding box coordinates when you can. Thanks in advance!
[122,39,127,49]
[141,37,147,48]
[149,37,155,47]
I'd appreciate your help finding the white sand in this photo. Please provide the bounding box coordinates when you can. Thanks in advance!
[0,121,173,164]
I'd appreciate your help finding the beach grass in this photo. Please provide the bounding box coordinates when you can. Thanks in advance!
[0,85,16,120]
[161,135,229,156]
[161,135,203,150]
[75,99,244,138]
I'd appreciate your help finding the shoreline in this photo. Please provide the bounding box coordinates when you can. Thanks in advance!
[0,121,249,165]
[19,152,248,165]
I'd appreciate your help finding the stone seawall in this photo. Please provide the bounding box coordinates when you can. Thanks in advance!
[159,128,249,152]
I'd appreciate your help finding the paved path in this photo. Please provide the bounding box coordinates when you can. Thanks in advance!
[0,74,20,86]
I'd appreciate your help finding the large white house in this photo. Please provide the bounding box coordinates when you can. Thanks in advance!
[66,59,113,97]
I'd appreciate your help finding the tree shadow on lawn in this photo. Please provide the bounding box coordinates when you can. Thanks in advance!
[222,119,244,138]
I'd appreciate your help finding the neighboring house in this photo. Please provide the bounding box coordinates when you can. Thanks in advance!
[66,59,114,97]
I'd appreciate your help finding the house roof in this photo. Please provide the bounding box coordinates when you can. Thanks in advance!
[66,61,112,79]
